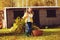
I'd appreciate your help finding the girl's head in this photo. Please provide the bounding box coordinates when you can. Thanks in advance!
[27,8,32,12]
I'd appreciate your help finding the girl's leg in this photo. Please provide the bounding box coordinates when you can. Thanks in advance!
[25,22,32,36]
[25,23,29,36]
[27,22,32,35]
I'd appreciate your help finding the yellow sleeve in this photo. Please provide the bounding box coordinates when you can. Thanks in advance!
[22,12,27,19]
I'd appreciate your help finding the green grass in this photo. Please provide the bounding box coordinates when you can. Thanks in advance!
[0,31,60,40]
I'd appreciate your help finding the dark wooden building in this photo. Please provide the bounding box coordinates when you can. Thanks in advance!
[3,7,60,28]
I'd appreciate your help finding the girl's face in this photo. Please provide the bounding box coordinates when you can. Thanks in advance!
[28,8,32,12]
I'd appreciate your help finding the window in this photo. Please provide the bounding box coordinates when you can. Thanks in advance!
[14,11,24,19]
[47,9,56,17]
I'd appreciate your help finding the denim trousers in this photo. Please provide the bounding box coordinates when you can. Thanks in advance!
[25,22,32,35]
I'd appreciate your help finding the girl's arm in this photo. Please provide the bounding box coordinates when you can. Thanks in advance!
[22,12,28,19]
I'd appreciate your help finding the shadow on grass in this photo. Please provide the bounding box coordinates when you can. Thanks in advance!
[0,32,24,37]
[0,31,60,37]
[42,31,60,36]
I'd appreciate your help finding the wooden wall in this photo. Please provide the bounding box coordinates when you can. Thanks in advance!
[39,8,60,26]
[6,8,25,28]
[6,10,14,28]
[6,8,60,28]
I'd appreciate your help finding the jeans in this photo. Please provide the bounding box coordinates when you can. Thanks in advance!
[25,22,32,35]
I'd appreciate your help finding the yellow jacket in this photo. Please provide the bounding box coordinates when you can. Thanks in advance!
[22,12,33,23]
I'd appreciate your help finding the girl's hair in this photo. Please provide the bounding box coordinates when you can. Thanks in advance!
[26,8,33,13]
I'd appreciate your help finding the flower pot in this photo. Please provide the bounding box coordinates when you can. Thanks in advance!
[32,29,43,36]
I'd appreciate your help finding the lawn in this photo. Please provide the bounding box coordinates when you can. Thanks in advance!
[0,29,60,40]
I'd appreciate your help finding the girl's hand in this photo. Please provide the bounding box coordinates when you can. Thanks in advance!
[24,16,28,18]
